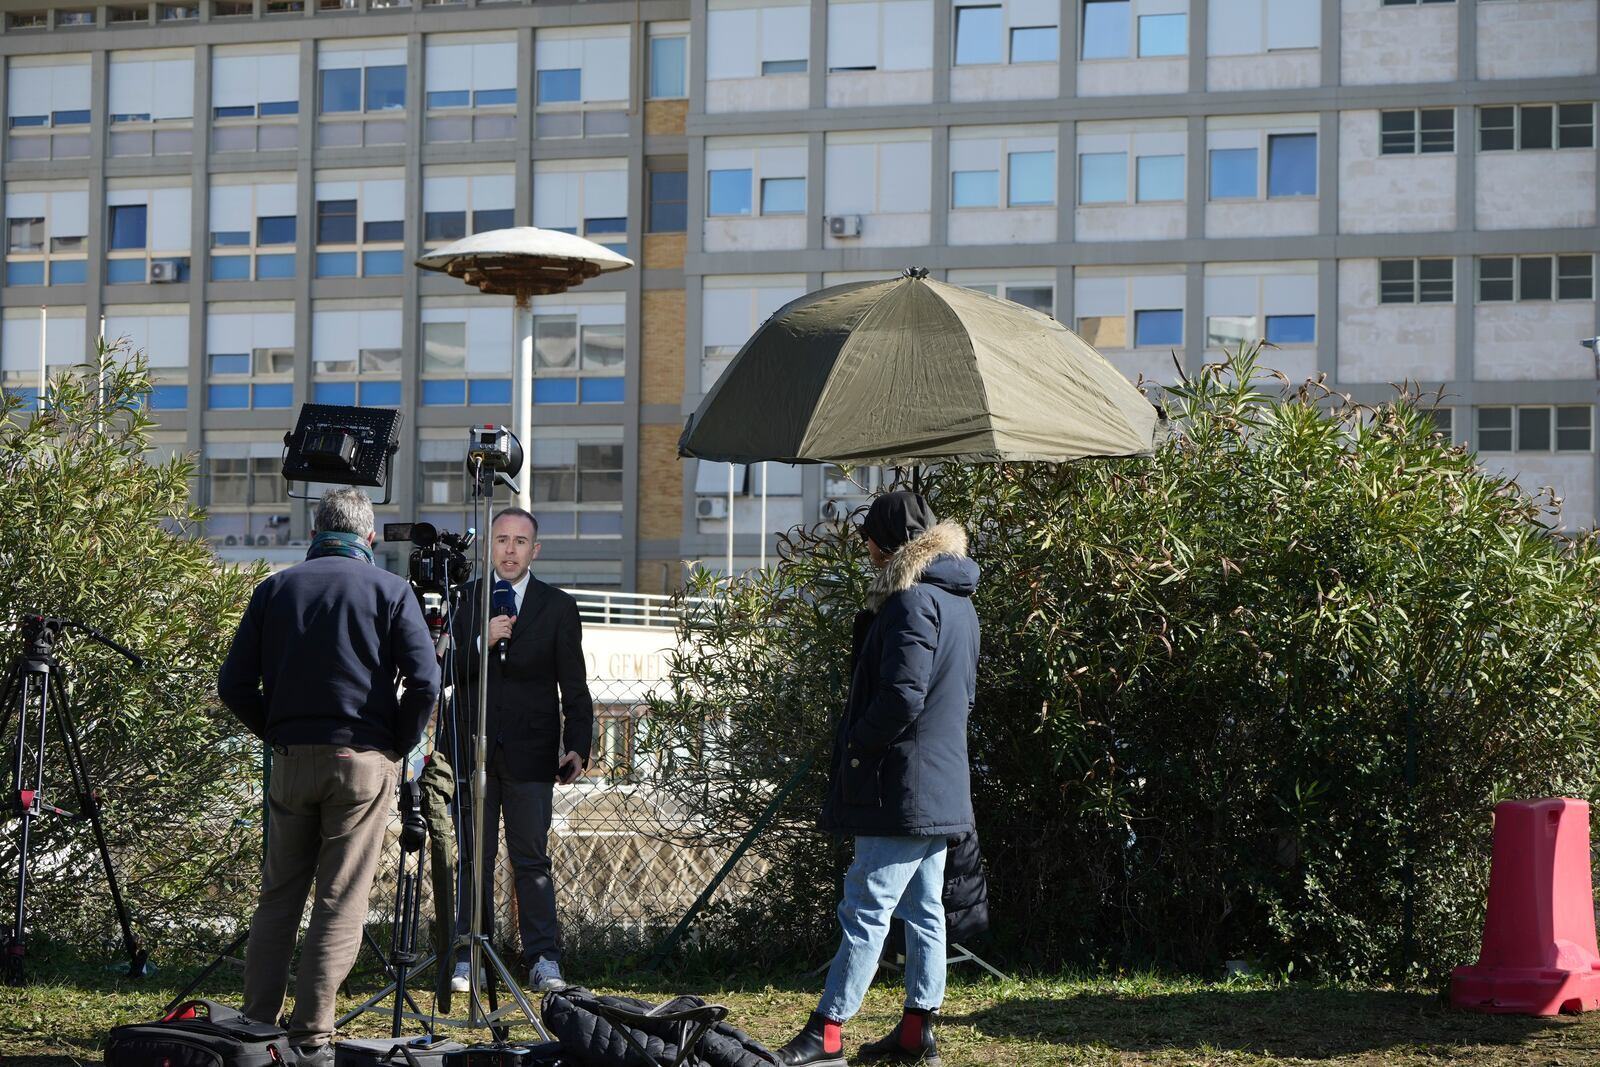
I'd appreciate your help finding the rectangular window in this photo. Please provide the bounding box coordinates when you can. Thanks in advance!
[1480,103,1594,151]
[1136,154,1183,202]
[427,90,470,110]
[1011,26,1059,63]
[952,169,1000,208]
[708,169,753,216]
[1381,108,1454,154]
[473,208,513,233]
[1138,13,1186,56]
[109,204,148,249]
[364,219,403,242]
[1209,148,1257,199]
[257,216,295,245]
[1266,133,1316,197]
[761,59,807,75]
[1476,407,1512,451]
[1559,103,1595,149]
[364,66,406,112]
[1518,406,1552,452]
[1007,151,1055,206]
[1380,259,1453,304]
[316,199,357,243]
[538,69,581,104]
[1264,314,1314,344]
[320,68,362,114]
[1477,257,1514,302]
[1557,407,1592,452]
[425,211,465,242]
[648,170,687,233]
[1558,255,1593,301]
[649,36,687,98]
[1082,0,1130,59]
[1080,152,1127,204]
[1520,256,1552,301]
[760,177,805,215]
[955,6,1005,65]
[7,217,44,252]
[1134,308,1182,347]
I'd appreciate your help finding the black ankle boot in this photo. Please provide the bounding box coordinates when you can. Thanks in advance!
[776,1012,846,1067]
[859,1008,941,1064]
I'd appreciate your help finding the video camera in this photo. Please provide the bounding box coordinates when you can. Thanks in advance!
[384,521,475,639]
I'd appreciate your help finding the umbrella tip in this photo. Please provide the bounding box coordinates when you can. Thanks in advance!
[901,266,930,280]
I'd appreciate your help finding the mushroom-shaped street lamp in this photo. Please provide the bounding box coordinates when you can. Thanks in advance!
[416,227,634,510]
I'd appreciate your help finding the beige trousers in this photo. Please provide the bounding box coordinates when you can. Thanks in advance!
[242,744,398,1047]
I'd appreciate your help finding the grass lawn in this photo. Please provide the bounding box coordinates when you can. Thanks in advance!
[6,947,1600,1066]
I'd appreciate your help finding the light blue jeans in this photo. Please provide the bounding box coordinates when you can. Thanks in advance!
[817,835,947,1022]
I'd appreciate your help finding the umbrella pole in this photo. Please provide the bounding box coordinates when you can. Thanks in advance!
[759,462,767,571]
[726,464,735,578]
[512,297,533,513]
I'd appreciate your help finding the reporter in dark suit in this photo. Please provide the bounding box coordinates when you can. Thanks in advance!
[449,506,593,993]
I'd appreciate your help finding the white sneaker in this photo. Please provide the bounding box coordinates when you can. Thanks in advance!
[531,957,567,992]
[449,961,471,993]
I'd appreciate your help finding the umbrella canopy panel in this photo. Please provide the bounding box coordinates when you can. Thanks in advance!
[680,273,1162,465]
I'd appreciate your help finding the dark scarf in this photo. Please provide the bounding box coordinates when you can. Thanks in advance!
[306,530,374,564]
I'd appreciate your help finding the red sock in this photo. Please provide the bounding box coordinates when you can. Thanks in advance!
[822,1019,843,1054]
[899,1011,924,1049]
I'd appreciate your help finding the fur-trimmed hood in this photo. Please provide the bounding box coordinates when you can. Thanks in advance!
[866,520,978,611]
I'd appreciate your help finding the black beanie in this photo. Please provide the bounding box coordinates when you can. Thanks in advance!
[862,491,936,552]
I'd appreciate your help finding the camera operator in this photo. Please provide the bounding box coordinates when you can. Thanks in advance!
[217,487,440,1065]
[448,506,593,995]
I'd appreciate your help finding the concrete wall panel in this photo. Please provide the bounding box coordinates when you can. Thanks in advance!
[1340,0,1457,85]
[1075,203,1188,242]
[1205,199,1320,238]
[1476,152,1597,231]
[1336,259,1455,383]
[1077,59,1189,97]
[1478,0,1598,79]
[1206,53,1320,92]
[1475,302,1599,380]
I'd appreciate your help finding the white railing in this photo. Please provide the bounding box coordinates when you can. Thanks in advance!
[567,588,689,629]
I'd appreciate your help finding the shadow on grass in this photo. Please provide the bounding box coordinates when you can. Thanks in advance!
[951,987,1574,1060]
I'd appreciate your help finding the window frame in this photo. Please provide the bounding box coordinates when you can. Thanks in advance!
[1477,255,1594,304]
[1478,102,1595,152]
[1379,107,1455,155]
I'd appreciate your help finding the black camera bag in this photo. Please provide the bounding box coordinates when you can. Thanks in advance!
[106,999,290,1067]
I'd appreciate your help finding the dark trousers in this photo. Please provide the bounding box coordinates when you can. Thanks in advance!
[455,766,559,966]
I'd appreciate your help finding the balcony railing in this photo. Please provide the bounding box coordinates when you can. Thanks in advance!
[568,588,689,629]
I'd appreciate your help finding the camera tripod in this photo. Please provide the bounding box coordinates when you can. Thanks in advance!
[2,613,149,985]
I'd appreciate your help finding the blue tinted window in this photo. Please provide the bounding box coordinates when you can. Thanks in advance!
[258,100,299,117]
[1010,26,1058,63]
[427,90,471,110]
[364,219,403,243]
[213,105,255,119]
[585,216,628,234]
[1138,13,1186,56]
[952,170,1000,208]
[210,255,251,281]
[208,384,249,409]
[319,68,361,114]
[53,109,91,127]
[761,59,807,75]
[1079,153,1127,204]
[581,378,625,404]
[469,378,512,405]
[538,69,581,104]
[1265,314,1315,344]
[708,169,753,216]
[209,353,251,375]
[1008,151,1055,206]
[256,254,295,279]
[315,251,357,277]
[422,379,467,406]
[257,216,296,245]
[109,205,148,250]
[106,258,147,284]
[1134,309,1182,346]
[1136,154,1184,201]
[534,378,578,404]
[212,230,251,247]
[579,512,623,536]
[474,88,516,107]
[472,208,515,233]
[6,261,44,285]
[761,177,805,215]
[252,384,293,408]
[364,66,406,112]
[1209,147,1257,198]
[1267,134,1317,198]
[10,115,47,128]
[360,381,402,406]
[1082,0,1131,59]
[111,113,151,124]
[363,250,403,276]
[538,511,576,537]
[954,6,1003,65]
[313,382,357,405]
[150,385,187,410]
[49,260,86,285]
[649,37,687,98]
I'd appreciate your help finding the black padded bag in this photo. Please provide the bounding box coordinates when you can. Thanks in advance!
[335,1037,469,1067]
[106,999,290,1067]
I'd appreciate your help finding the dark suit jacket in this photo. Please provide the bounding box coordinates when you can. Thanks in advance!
[449,574,595,782]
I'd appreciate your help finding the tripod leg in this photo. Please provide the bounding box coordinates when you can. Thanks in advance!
[51,673,148,978]
[2,668,36,985]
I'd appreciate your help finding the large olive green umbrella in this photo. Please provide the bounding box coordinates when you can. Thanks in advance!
[678,269,1163,465]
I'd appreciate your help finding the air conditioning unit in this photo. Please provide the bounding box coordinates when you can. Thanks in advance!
[820,499,853,522]
[695,496,728,520]
[149,259,182,282]
[827,214,862,238]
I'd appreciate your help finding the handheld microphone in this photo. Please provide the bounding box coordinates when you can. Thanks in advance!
[491,579,516,664]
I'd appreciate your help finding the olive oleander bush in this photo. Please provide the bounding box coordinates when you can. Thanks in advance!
[641,344,1600,979]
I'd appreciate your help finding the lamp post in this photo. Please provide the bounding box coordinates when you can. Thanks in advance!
[1583,336,1600,380]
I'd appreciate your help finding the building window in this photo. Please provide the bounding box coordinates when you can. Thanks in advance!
[530,438,625,538]
[1379,259,1454,304]
[532,315,625,405]
[4,191,89,287]
[106,194,191,285]
[422,173,515,246]
[314,179,405,278]
[419,310,512,407]
[648,170,688,233]
[1083,0,1185,59]
[423,38,517,144]
[209,184,297,282]
[952,139,1056,209]
[1477,406,1592,453]
[1382,0,1454,5]
[1133,308,1182,346]
[534,28,631,139]
[317,49,408,148]
[1479,103,1595,152]
[955,2,1059,65]
[107,54,196,158]
[706,4,808,85]
[649,34,688,98]
[1208,148,1256,199]
[1380,109,1454,155]
[1080,148,1184,205]
[1209,131,1316,200]
[7,61,93,161]
[207,348,294,409]
[1477,255,1594,303]
[951,170,1001,208]
[212,51,299,152]
[533,165,630,254]
[760,177,806,215]
[762,59,808,75]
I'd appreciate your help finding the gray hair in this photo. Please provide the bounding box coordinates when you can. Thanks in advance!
[314,487,375,539]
